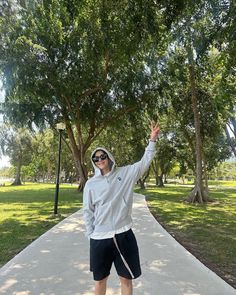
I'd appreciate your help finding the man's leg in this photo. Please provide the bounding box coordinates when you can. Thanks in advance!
[95,276,109,295]
[90,238,113,295]
[119,276,133,295]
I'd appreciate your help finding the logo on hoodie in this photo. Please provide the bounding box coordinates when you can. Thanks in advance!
[117,177,122,181]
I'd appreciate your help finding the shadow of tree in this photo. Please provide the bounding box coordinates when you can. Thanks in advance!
[135,186,236,288]
[0,185,83,267]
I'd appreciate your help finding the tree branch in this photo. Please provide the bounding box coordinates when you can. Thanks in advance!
[84,104,138,150]
[227,121,236,138]
[78,86,103,100]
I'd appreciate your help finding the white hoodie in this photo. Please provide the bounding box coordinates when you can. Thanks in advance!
[83,140,157,239]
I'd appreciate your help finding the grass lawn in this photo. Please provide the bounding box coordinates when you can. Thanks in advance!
[136,184,236,288]
[0,183,82,267]
[208,180,236,187]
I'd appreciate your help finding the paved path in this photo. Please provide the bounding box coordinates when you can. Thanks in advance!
[0,193,235,295]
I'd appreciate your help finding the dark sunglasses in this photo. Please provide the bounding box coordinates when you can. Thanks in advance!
[92,153,108,163]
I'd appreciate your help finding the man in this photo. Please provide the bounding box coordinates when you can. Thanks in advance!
[83,122,160,295]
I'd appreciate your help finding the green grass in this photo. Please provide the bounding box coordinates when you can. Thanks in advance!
[136,184,236,287]
[148,178,236,187]
[1,181,236,287]
[207,180,236,187]
[0,183,82,267]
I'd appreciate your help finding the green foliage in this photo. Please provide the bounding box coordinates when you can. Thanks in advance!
[0,0,185,187]
[0,0,235,186]
[210,161,236,181]
[27,129,58,181]
[218,0,236,72]
[156,136,176,174]
[158,1,235,180]
[0,125,33,167]
[0,126,77,183]
[0,0,172,128]
[21,128,76,182]
[0,166,12,178]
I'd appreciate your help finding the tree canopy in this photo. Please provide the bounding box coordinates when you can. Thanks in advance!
[0,0,235,198]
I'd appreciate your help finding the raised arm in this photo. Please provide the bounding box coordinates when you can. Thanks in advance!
[129,122,160,182]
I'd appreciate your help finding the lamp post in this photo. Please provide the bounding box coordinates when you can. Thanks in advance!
[54,122,66,215]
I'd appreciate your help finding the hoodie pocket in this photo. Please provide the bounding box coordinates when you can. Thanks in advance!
[118,197,129,221]
[93,202,112,226]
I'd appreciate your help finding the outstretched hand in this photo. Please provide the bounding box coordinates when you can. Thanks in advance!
[150,121,160,141]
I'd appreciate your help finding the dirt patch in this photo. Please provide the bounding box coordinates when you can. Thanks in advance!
[148,206,236,290]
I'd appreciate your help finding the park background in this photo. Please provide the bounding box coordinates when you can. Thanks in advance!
[0,0,236,290]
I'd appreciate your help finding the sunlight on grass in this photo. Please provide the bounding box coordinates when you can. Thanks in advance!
[136,184,236,287]
[208,180,236,187]
[0,183,82,267]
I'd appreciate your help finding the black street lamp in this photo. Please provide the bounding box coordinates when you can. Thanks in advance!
[54,122,65,215]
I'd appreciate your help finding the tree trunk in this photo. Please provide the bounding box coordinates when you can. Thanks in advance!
[155,177,158,186]
[138,167,150,189]
[11,160,22,186]
[77,157,88,192]
[138,179,146,189]
[164,174,167,184]
[186,46,208,203]
[66,123,88,192]
[157,172,164,187]
[202,153,209,194]
[62,103,141,192]
[151,159,159,186]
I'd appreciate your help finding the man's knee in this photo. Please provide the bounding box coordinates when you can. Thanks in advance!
[95,276,109,286]
[119,276,132,287]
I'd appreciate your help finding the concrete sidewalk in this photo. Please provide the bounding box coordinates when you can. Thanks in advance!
[0,193,235,295]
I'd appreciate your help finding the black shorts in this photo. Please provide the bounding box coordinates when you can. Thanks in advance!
[90,229,142,281]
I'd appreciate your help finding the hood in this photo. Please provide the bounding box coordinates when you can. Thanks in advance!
[90,147,116,176]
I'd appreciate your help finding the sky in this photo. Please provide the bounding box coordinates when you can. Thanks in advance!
[0,156,10,168]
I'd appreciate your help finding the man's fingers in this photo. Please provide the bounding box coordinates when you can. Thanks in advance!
[149,120,155,129]
[153,122,159,129]
[148,119,160,130]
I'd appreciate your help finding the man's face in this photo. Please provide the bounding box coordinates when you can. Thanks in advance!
[93,151,110,171]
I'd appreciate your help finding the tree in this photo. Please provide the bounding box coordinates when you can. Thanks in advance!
[0,125,32,185]
[213,0,236,157]
[0,0,186,190]
[163,1,233,202]
[151,136,176,187]
[186,43,208,202]
[201,44,236,159]
[19,128,77,183]
[203,134,232,184]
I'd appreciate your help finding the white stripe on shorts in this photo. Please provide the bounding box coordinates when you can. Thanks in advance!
[113,236,135,279]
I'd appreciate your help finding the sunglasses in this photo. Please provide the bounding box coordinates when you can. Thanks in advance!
[92,153,108,163]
